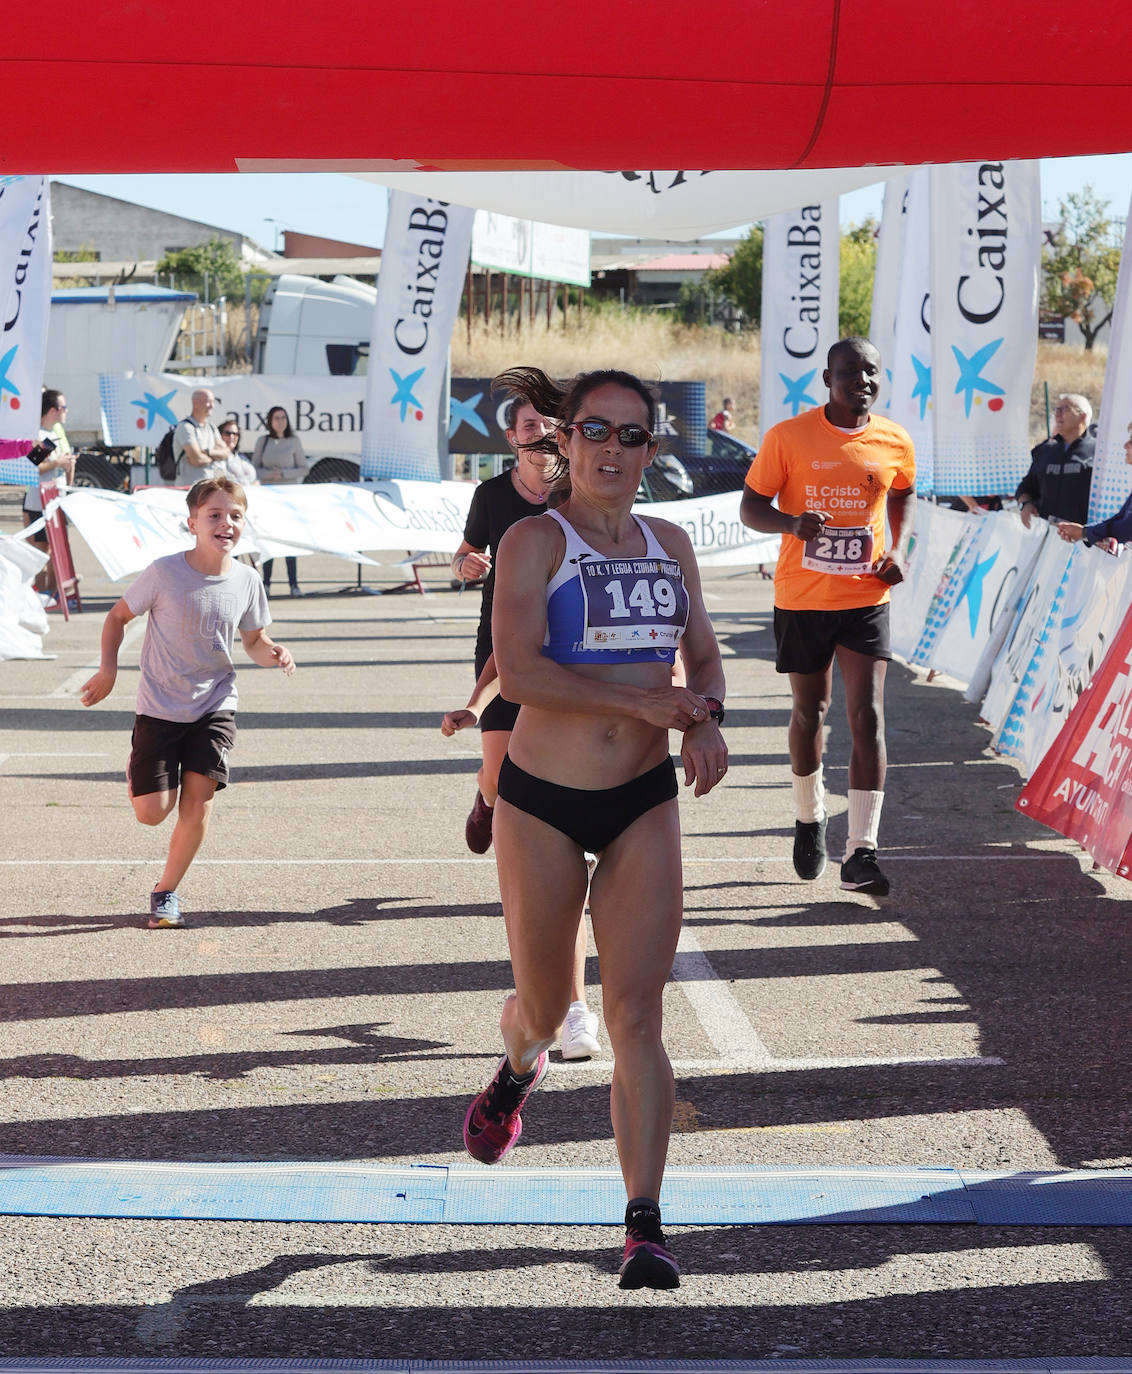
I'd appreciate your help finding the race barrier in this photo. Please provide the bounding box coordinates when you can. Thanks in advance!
[38,478,82,620]
[895,502,1132,875]
[49,482,777,584]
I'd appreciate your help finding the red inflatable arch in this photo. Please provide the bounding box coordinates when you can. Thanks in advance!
[5,0,1132,172]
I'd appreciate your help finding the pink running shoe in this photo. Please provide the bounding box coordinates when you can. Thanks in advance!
[618,1233,681,1290]
[463,1052,549,1164]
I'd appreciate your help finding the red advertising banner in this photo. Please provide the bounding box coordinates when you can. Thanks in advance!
[1017,610,1132,876]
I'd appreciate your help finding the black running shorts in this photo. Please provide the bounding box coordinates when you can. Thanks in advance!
[128,711,237,796]
[773,604,891,676]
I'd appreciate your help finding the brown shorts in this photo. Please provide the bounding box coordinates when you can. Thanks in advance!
[128,711,237,796]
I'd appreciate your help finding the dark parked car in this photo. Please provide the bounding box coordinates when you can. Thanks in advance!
[637,428,755,503]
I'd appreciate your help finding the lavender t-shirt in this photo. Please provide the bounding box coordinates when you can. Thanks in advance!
[124,553,270,722]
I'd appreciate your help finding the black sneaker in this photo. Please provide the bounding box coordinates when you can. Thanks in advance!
[840,847,890,895]
[793,817,827,880]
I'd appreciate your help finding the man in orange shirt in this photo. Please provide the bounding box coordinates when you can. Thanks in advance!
[740,338,915,896]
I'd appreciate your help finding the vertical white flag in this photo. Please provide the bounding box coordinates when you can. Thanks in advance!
[930,160,1041,498]
[362,192,474,481]
[870,173,911,416]
[759,202,839,435]
[0,177,52,441]
[1088,190,1132,523]
[889,168,933,490]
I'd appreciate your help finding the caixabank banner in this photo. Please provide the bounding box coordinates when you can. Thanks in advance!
[447,379,707,458]
[1017,607,1132,876]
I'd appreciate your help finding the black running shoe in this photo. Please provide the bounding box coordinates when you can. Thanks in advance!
[793,817,827,880]
[840,846,890,895]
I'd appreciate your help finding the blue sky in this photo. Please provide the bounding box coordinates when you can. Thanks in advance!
[57,154,1132,251]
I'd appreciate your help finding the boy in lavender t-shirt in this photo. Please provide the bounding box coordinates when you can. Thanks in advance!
[81,476,295,928]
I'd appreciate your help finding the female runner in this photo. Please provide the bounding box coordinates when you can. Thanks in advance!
[462,368,728,1289]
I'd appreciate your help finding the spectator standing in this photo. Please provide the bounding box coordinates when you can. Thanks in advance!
[253,406,308,597]
[1016,394,1095,527]
[739,337,915,897]
[1058,424,1132,550]
[173,389,231,483]
[218,420,259,488]
[79,476,294,929]
[24,389,77,599]
[708,397,735,433]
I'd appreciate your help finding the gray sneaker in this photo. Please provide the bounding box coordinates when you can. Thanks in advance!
[148,890,185,929]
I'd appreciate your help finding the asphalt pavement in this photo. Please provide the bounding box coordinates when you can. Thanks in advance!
[2,488,1132,1362]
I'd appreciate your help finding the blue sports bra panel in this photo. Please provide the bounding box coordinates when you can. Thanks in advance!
[541,508,689,666]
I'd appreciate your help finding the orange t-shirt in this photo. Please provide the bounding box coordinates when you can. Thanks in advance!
[745,407,916,611]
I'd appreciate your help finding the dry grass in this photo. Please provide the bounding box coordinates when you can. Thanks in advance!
[216,295,1109,449]
[451,309,764,442]
[1031,341,1106,440]
[455,309,1111,447]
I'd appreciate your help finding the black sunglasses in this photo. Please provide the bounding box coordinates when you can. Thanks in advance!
[568,419,654,447]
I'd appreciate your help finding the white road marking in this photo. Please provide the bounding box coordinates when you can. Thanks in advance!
[0,853,1071,867]
[668,925,1002,1071]
[49,618,145,697]
[672,927,773,1063]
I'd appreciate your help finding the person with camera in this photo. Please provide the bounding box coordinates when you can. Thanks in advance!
[23,389,76,601]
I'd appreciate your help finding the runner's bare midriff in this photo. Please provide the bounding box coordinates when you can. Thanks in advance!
[507,658,674,790]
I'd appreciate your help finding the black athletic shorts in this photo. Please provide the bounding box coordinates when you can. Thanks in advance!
[475,644,520,733]
[128,711,237,796]
[497,754,678,853]
[773,604,891,675]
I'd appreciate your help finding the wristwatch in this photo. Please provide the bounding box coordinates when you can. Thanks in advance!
[703,696,725,725]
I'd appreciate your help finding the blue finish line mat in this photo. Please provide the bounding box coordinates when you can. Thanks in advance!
[3,1157,1132,1226]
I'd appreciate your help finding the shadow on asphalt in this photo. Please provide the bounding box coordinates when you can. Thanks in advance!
[0,1229,1128,1357]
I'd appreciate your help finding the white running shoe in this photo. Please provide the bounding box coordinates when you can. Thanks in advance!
[560,1002,601,1060]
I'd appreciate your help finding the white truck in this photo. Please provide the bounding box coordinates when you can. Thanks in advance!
[47,273,376,489]
[45,282,198,488]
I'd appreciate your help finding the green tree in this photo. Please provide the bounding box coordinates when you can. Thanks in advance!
[1041,188,1122,350]
[156,235,243,301]
[703,224,763,326]
[839,218,877,337]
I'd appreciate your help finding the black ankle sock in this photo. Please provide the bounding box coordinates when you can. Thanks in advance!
[625,1197,663,1240]
[504,1062,537,1087]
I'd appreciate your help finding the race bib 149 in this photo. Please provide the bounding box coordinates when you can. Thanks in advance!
[579,557,689,649]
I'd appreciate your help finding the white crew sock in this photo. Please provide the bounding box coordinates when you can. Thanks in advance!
[792,765,826,823]
[845,789,885,859]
